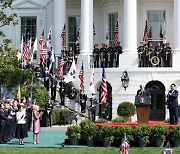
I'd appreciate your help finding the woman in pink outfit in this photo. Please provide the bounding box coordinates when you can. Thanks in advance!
[33,105,43,144]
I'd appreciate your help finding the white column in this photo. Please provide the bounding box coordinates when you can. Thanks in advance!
[123,0,137,53]
[54,0,66,68]
[120,0,138,68]
[80,0,93,55]
[173,0,180,68]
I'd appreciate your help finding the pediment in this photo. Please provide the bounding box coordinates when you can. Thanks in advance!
[12,0,44,9]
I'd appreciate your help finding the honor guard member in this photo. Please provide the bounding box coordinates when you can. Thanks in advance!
[114,41,123,67]
[93,44,100,68]
[90,93,98,122]
[166,43,172,67]
[146,42,154,67]
[59,77,66,106]
[69,87,77,111]
[44,67,50,91]
[45,98,53,127]
[68,45,74,67]
[61,48,68,74]
[74,44,80,64]
[154,42,162,67]
[50,74,58,101]
[79,90,87,113]
[100,43,106,67]
[137,42,146,67]
[107,42,114,68]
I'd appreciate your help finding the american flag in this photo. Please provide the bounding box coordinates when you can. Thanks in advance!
[93,23,96,36]
[79,62,84,90]
[22,34,30,59]
[100,60,107,103]
[57,58,65,77]
[143,20,149,43]
[39,30,45,51]
[40,43,47,67]
[61,24,66,47]
[114,20,119,45]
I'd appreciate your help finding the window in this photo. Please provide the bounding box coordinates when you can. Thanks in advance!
[21,17,37,43]
[68,16,80,50]
[109,13,118,45]
[148,11,165,46]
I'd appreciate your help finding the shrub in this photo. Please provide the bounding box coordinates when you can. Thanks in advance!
[117,102,136,117]
[116,125,134,142]
[112,117,127,122]
[59,108,72,125]
[169,126,180,140]
[81,122,99,140]
[134,124,151,143]
[52,109,60,125]
[151,124,169,141]
[94,118,108,123]
[80,119,93,129]
[99,125,116,143]
[178,105,180,117]
[66,125,81,139]
[20,84,49,109]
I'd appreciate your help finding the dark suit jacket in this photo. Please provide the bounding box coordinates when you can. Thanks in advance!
[136,89,150,96]
[0,109,8,126]
[167,90,178,108]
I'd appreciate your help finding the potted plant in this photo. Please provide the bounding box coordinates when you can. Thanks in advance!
[99,125,116,147]
[115,125,134,143]
[150,124,169,147]
[117,102,136,121]
[81,122,99,146]
[134,124,151,147]
[169,126,180,147]
[66,125,81,145]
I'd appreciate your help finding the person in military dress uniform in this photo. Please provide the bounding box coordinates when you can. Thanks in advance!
[69,87,77,111]
[107,42,114,68]
[44,67,50,91]
[68,45,74,67]
[154,42,162,67]
[93,44,100,68]
[146,42,154,67]
[100,43,106,67]
[137,41,146,67]
[45,98,53,127]
[50,74,58,101]
[114,41,122,67]
[79,90,87,113]
[90,93,98,122]
[59,77,66,106]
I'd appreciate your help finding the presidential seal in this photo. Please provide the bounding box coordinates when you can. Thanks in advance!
[150,56,160,66]
[139,97,145,104]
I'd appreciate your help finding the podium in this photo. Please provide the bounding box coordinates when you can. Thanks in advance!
[135,96,151,124]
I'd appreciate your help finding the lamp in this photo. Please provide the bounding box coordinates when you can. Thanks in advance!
[121,70,129,90]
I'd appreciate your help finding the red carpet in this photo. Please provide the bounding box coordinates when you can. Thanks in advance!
[95,121,179,129]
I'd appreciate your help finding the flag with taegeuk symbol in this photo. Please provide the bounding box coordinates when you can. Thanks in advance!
[79,62,84,90]
[100,60,108,103]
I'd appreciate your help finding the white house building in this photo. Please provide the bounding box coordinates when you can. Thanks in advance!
[2,0,180,121]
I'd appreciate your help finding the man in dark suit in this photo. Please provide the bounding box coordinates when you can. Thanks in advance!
[59,77,66,106]
[50,74,58,101]
[167,83,179,125]
[136,83,150,97]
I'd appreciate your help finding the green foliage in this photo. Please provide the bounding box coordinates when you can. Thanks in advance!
[112,117,127,122]
[66,125,81,139]
[94,118,108,123]
[116,125,134,142]
[81,122,99,140]
[164,119,170,123]
[99,125,116,143]
[178,105,180,117]
[150,124,169,141]
[59,109,72,125]
[169,126,180,140]
[20,84,49,109]
[52,109,60,125]
[80,119,93,129]
[0,48,33,89]
[134,124,151,143]
[117,102,136,117]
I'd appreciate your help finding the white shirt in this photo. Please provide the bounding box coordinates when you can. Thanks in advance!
[16,110,26,124]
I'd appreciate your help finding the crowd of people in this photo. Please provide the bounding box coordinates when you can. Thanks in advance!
[137,41,172,67]
[0,97,54,145]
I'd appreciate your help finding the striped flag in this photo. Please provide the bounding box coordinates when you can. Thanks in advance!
[89,66,95,94]
[143,20,149,43]
[79,62,84,90]
[57,58,65,77]
[100,60,108,103]
[93,23,96,36]
[114,20,119,45]
[61,24,66,47]
[40,43,47,66]
[22,34,30,59]
[39,30,45,51]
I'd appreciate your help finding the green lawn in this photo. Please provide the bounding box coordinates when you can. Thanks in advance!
[0,147,179,154]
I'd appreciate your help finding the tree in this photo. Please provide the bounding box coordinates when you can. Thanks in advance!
[0,0,32,92]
